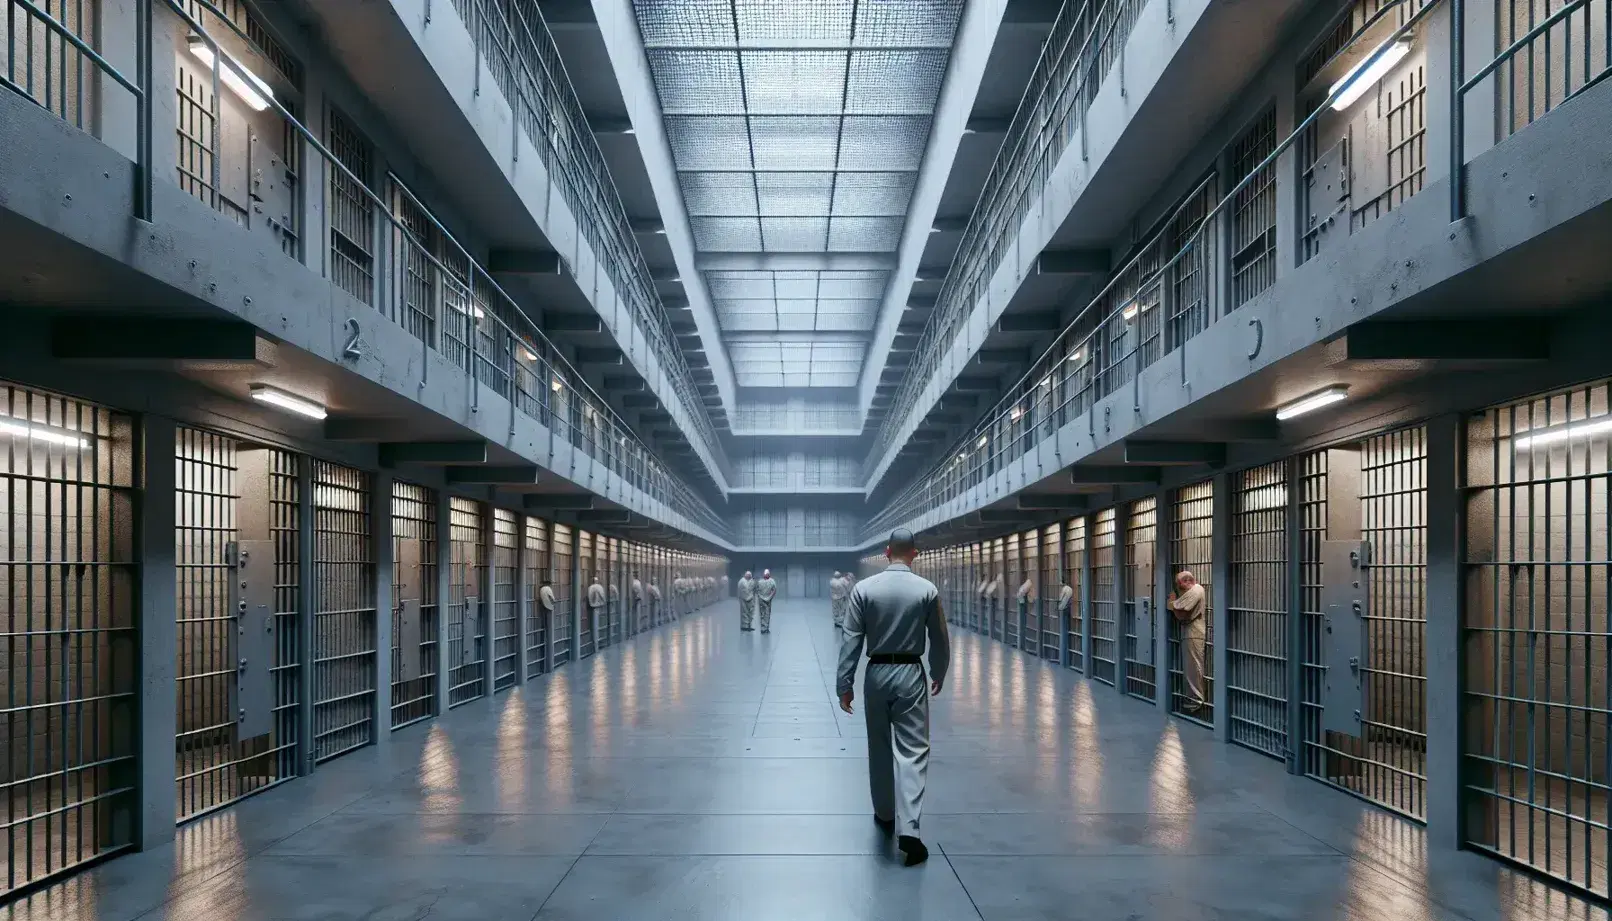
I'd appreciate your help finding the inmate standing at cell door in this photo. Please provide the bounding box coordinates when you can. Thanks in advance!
[1168,571,1208,712]
[838,529,950,867]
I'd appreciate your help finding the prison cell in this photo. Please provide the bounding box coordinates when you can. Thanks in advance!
[1123,498,1158,703]
[949,547,965,628]
[174,433,300,822]
[551,524,573,662]
[446,498,485,707]
[605,537,621,647]
[594,536,612,651]
[389,481,437,731]
[1023,530,1042,654]
[310,461,376,763]
[1465,383,1612,898]
[1299,430,1429,822]
[0,387,136,897]
[1065,516,1087,672]
[1090,509,1118,685]
[1040,524,1061,660]
[990,538,1005,641]
[1227,461,1290,759]
[1168,481,1215,726]
[523,517,550,675]
[1005,533,1022,648]
[576,531,595,658]
[491,509,519,692]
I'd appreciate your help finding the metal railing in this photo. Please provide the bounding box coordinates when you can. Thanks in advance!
[866,0,1149,476]
[444,0,724,474]
[862,0,1442,543]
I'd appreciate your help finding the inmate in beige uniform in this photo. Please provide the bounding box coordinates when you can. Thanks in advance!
[837,563,951,837]
[756,574,777,632]
[737,574,756,630]
[1170,582,1208,709]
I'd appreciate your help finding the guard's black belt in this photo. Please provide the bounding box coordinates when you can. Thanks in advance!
[868,653,921,665]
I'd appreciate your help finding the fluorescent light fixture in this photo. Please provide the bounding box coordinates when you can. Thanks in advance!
[1039,375,1053,388]
[551,379,565,393]
[1275,385,1348,421]
[1009,406,1023,421]
[1067,349,1085,363]
[1122,302,1139,320]
[187,35,273,112]
[518,347,538,363]
[250,385,326,420]
[1330,39,1410,111]
[1512,417,1612,450]
[0,417,89,449]
[977,435,988,448]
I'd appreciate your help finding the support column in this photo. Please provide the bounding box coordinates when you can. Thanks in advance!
[1210,472,1232,742]
[1154,490,1173,710]
[296,456,316,775]
[137,415,177,849]
[432,490,451,716]
[372,472,395,735]
[1424,414,1464,848]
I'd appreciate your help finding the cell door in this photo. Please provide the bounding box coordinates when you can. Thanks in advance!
[948,547,964,626]
[0,388,137,897]
[1040,524,1060,660]
[1065,517,1087,671]
[788,564,806,598]
[576,531,595,658]
[1089,510,1118,685]
[446,498,486,707]
[1023,530,1042,655]
[989,538,1005,641]
[1123,498,1158,703]
[597,537,615,650]
[390,482,437,731]
[311,461,377,761]
[175,434,301,821]
[523,517,550,674]
[969,542,984,632]
[551,524,573,663]
[1227,462,1289,759]
[491,509,519,692]
[1168,480,1214,727]
[1005,533,1022,648]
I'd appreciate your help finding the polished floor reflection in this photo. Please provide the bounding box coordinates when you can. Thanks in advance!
[8,601,1606,920]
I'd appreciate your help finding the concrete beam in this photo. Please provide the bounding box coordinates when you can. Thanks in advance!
[648,265,680,283]
[621,394,658,409]
[974,348,1026,365]
[1036,249,1110,275]
[695,252,897,272]
[1003,0,1063,24]
[378,441,488,466]
[587,116,634,134]
[1327,319,1552,367]
[914,264,950,282]
[575,347,623,365]
[487,249,562,275]
[1017,495,1090,512]
[630,217,665,234]
[996,312,1062,333]
[977,510,1026,523]
[576,510,632,526]
[323,417,415,441]
[953,375,998,392]
[1070,466,1162,485]
[603,376,646,392]
[1123,440,1227,466]
[964,116,1011,134]
[523,494,595,511]
[50,317,275,368]
[446,465,541,485]
[662,295,690,310]
[908,294,938,310]
[931,217,968,233]
[545,313,603,333]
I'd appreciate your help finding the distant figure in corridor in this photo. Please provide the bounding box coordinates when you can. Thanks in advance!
[737,570,757,631]
[539,579,557,635]
[648,578,663,623]
[838,529,950,867]
[756,569,778,633]
[1168,570,1208,712]
[830,571,847,629]
[587,574,606,639]
[1016,572,1036,641]
[631,572,645,632]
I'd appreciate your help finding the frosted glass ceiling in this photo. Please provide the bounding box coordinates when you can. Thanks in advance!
[633,0,965,389]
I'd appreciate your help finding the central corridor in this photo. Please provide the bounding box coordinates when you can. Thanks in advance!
[22,602,1592,920]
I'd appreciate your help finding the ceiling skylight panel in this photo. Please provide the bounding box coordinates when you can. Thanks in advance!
[664,116,753,169]
[734,0,854,46]
[851,0,965,47]
[690,216,762,250]
[845,50,949,114]
[836,115,931,170]
[680,173,758,216]
[749,116,839,170]
[828,216,904,252]
[634,0,736,47]
[646,50,746,113]
[753,172,834,216]
[740,51,847,113]
[828,172,917,216]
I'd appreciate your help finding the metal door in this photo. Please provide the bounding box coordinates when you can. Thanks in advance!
[491,509,519,692]
[948,547,964,626]
[311,461,376,762]
[0,388,136,896]
[390,481,437,731]
[1065,517,1087,671]
[551,524,573,663]
[576,531,595,657]
[1005,533,1022,648]
[523,516,549,674]
[1023,530,1042,654]
[446,498,486,706]
[1040,524,1061,660]
[1465,385,1612,898]
[600,537,617,648]
[1168,480,1214,726]
[1123,498,1157,703]
[1089,509,1118,685]
[1227,461,1289,758]
[175,433,300,821]
[989,538,1005,641]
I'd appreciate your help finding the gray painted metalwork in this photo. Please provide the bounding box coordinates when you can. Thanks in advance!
[1123,498,1158,704]
[446,498,486,707]
[1090,509,1118,686]
[1168,480,1215,726]
[524,517,549,676]
[390,482,439,730]
[491,509,520,692]
[1318,540,1370,737]
[310,461,377,763]
[1228,461,1288,759]
[1066,517,1088,673]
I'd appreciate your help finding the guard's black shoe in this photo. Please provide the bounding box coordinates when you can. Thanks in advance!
[874,816,895,835]
[898,835,929,866]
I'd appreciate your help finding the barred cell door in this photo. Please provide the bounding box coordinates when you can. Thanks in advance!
[551,524,573,663]
[524,517,549,676]
[491,509,520,693]
[0,387,137,897]
[1022,530,1042,654]
[1089,510,1118,685]
[1227,461,1289,759]
[390,481,438,731]
[990,538,1005,641]
[1065,517,1087,672]
[175,434,301,821]
[1123,498,1158,703]
[1168,481,1214,727]
[311,461,377,762]
[576,531,595,658]
[446,498,486,707]
[1040,524,1061,660]
[1005,533,1022,648]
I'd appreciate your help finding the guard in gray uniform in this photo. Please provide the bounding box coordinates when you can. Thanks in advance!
[838,529,950,867]
[737,570,756,631]
[756,569,778,633]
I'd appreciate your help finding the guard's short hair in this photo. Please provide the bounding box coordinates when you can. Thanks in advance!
[887,528,917,554]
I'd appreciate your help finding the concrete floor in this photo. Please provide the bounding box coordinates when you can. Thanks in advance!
[8,601,1606,920]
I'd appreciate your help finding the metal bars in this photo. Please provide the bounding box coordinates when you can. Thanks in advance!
[389,481,437,730]
[1168,480,1215,725]
[1227,461,1290,759]
[1090,509,1118,686]
[524,516,549,675]
[0,386,136,897]
[1006,533,1022,648]
[491,510,519,691]
[1066,517,1087,671]
[310,461,375,763]
[576,530,594,659]
[1041,524,1062,660]
[1123,498,1157,703]
[551,524,573,663]
[446,498,485,707]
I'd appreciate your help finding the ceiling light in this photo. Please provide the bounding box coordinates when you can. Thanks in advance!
[1039,375,1053,387]
[1275,386,1348,421]
[1009,406,1023,421]
[552,379,565,393]
[187,35,273,112]
[250,385,326,420]
[0,417,89,449]
[1512,417,1612,450]
[1122,302,1140,320]
[1330,39,1411,111]
[1067,349,1085,363]
[518,346,537,363]
[977,435,988,448]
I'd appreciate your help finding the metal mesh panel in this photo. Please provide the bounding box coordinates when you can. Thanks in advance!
[524,517,549,676]
[175,436,299,821]
[446,498,485,707]
[1065,517,1087,671]
[1090,509,1118,686]
[1465,384,1612,898]
[1168,481,1214,725]
[0,387,135,896]
[1228,461,1290,759]
[389,482,437,731]
[551,524,573,663]
[491,510,519,692]
[577,531,595,659]
[1124,498,1158,703]
[311,462,375,762]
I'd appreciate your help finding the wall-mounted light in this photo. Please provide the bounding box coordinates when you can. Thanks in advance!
[187,35,274,112]
[1067,348,1085,363]
[1039,375,1053,387]
[0,416,89,449]
[1330,39,1411,111]
[251,385,327,420]
[551,378,565,393]
[1009,406,1023,421]
[977,435,988,448]
[1512,417,1612,451]
[1122,302,1139,320]
[518,346,538,363]
[1275,385,1348,421]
